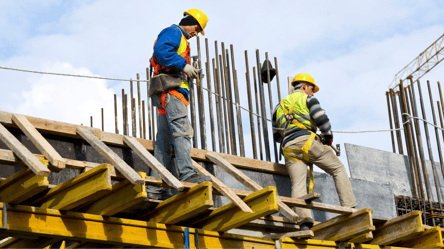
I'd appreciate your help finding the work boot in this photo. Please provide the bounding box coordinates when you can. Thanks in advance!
[298,217,314,231]
[182,174,212,184]
[146,187,173,201]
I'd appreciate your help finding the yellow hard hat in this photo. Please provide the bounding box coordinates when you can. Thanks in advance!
[291,73,319,93]
[184,9,208,36]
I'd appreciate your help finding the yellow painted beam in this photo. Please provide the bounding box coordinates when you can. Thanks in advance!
[37,163,113,210]
[312,208,375,241]
[0,203,277,248]
[192,186,279,232]
[0,167,49,204]
[369,211,424,245]
[395,226,443,248]
[348,232,373,243]
[141,181,213,224]
[84,172,147,216]
[279,238,410,249]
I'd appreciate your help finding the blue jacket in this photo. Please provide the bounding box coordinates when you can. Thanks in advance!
[153,25,190,99]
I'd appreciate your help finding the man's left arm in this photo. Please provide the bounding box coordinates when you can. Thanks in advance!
[307,96,333,145]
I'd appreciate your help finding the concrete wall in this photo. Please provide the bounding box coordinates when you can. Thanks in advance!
[345,143,444,202]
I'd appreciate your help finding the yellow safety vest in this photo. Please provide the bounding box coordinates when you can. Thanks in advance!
[275,91,318,193]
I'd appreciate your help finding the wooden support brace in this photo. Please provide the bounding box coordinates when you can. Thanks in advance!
[246,216,299,231]
[77,127,144,185]
[12,114,65,172]
[191,159,253,213]
[0,123,50,176]
[395,226,443,248]
[206,152,298,222]
[312,207,375,241]
[37,163,113,210]
[140,181,213,224]
[370,210,424,246]
[262,230,314,240]
[191,186,279,232]
[123,136,184,191]
[0,167,49,204]
[84,172,147,216]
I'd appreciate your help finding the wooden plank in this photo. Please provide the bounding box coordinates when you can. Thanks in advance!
[370,211,424,245]
[123,136,184,191]
[38,163,113,210]
[348,232,373,243]
[0,203,277,249]
[0,123,50,176]
[0,111,101,139]
[298,192,321,202]
[191,159,253,213]
[77,127,144,185]
[191,186,279,232]
[84,172,147,216]
[140,181,213,224]
[262,230,314,240]
[12,114,65,172]
[0,168,49,204]
[312,207,375,241]
[395,226,443,248]
[245,216,299,231]
[206,152,298,222]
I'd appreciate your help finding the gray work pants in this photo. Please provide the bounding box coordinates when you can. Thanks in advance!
[284,135,356,224]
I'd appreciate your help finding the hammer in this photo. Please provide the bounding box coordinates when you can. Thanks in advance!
[318,134,341,156]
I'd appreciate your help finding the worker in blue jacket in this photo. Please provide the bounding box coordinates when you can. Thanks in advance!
[147,9,211,200]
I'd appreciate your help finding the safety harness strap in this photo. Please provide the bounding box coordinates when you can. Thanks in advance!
[158,90,189,115]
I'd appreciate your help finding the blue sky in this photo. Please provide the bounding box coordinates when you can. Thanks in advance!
[1,0,444,173]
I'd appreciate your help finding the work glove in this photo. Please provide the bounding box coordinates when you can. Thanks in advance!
[322,134,333,146]
[183,64,199,79]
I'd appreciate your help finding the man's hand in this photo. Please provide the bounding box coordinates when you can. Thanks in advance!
[183,64,199,79]
[321,134,333,146]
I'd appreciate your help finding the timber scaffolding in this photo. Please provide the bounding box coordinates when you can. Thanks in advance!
[0,111,442,248]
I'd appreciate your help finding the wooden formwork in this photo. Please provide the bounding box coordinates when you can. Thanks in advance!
[0,111,441,248]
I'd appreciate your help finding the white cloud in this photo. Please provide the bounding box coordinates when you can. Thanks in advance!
[15,62,115,128]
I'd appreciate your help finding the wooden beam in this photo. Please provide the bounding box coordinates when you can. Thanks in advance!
[84,172,147,216]
[0,203,277,249]
[191,186,279,232]
[262,230,314,239]
[206,152,298,222]
[123,136,184,191]
[141,181,213,224]
[370,211,424,245]
[395,226,443,248]
[245,216,299,231]
[298,192,321,202]
[312,208,375,241]
[0,168,49,204]
[0,123,50,176]
[77,127,144,185]
[37,164,113,210]
[192,159,253,213]
[12,114,65,172]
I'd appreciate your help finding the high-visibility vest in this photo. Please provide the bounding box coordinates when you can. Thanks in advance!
[275,91,317,136]
[151,26,191,91]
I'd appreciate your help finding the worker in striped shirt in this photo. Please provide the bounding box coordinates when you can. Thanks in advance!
[272,73,356,230]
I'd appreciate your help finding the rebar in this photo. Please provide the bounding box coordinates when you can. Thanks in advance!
[256,50,271,161]
[205,39,216,151]
[231,44,245,157]
[245,50,257,159]
[253,67,264,161]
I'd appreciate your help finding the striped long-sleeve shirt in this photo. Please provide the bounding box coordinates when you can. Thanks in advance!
[278,92,333,147]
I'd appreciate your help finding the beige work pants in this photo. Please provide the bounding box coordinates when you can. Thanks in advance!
[284,135,356,224]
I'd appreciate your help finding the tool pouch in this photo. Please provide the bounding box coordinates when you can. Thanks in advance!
[148,74,185,97]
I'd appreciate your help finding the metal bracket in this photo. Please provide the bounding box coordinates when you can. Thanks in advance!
[336,144,341,157]
[0,203,7,234]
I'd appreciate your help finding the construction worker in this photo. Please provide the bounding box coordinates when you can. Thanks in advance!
[147,9,211,200]
[272,73,356,230]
